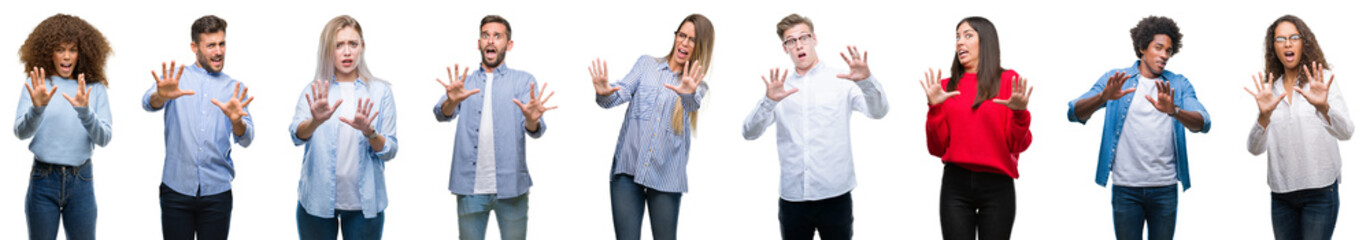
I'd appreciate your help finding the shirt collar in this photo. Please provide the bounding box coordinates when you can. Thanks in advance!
[332,75,368,87]
[1130,60,1171,81]
[480,63,509,76]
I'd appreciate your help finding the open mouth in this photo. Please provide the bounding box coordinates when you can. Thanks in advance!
[484,48,498,59]
[1283,51,1296,63]
[796,52,808,59]
[210,56,223,66]
[676,47,689,59]
[59,63,74,72]
[957,49,970,59]
[1155,60,1167,69]
[341,59,354,67]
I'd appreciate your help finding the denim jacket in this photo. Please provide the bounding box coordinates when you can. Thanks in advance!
[1067,61,1211,190]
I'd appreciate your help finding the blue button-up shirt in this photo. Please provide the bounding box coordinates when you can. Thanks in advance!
[597,55,706,193]
[435,64,546,199]
[143,64,254,197]
[16,75,113,166]
[1067,61,1211,190]
[290,77,398,218]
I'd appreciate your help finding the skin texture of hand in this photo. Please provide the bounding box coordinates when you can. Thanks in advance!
[1245,72,1286,128]
[589,58,621,96]
[1101,71,1137,101]
[60,73,90,108]
[836,45,870,81]
[210,82,254,123]
[1294,62,1334,114]
[664,60,703,94]
[149,61,195,108]
[763,68,798,102]
[338,98,379,135]
[25,67,57,107]
[513,82,558,131]
[991,75,1033,110]
[438,64,480,105]
[1144,79,1177,115]
[919,68,960,105]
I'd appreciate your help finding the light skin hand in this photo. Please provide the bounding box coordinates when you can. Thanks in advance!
[919,68,961,105]
[25,67,58,107]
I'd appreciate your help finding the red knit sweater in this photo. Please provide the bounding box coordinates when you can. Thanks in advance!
[926,70,1033,178]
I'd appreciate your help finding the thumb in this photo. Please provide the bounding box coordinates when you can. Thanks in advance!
[182,90,196,96]
[836,73,850,79]
[1145,95,1157,105]
[946,91,962,97]
[211,99,223,107]
[62,93,75,103]
[512,98,525,108]
[992,99,1010,105]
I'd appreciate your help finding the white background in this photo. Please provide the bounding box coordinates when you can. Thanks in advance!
[0,0,1365,239]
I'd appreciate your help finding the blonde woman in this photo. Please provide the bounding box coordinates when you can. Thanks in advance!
[289,15,398,240]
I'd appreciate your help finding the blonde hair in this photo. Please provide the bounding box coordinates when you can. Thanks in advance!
[314,15,383,83]
[664,14,714,135]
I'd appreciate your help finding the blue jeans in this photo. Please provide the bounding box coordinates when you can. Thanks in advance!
[610,173,681,240]
[1112,184,1178,240]
[26,160,96,240]
[297,203,384,240]
[457,193,530,240]
[1271,182,1339,240]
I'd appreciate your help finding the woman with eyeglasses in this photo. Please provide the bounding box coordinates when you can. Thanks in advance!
[586,14,713,240]
[1244,15,1352,240]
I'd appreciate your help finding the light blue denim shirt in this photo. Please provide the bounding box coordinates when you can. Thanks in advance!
[15,75,112,166]
[290,77,398,219]
[596,55,706,193]
[435,64,546,199]
[1067,61,1211,190]
[143,64,254,197]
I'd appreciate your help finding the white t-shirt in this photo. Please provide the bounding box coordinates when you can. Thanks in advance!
[335,81,362,210]
[474,72,498,194]
[1112,76,1178,187]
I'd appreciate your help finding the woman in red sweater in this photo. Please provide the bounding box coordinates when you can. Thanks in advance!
[920,16,1033,240]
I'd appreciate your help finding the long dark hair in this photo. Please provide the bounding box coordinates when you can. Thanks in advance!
[1264,15,1328,86]
[948,16,1003,109]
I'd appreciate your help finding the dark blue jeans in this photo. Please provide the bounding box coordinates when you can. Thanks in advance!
[1271,182,1339,240]
[297,203,385,240]
[779,192,853,240]
[26,160,96,240]
[1112,184,1178,240]
[610,173,681,240]
[160,183,233,240]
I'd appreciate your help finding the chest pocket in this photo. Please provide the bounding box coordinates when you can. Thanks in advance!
[632,87,663,120]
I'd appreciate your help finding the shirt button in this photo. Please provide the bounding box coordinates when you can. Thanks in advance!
[648,148,653,152]
[643,163,649,167]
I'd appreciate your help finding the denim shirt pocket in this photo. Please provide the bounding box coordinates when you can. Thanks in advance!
[631,88,661,120]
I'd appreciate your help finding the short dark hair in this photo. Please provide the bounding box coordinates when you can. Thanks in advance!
[191,15,227,42]
[776,14,813,40]
[1130,16,1182,58]
[480,15,511,39]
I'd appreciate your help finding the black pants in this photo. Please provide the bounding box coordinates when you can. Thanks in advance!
[940,164,1015,240]
[160,183,233,240]
[779,191,853,240]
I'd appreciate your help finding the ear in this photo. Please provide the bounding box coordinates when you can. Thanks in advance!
[190,41,199,54]
[506,40,514,52]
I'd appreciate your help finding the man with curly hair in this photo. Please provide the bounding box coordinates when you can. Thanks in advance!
[1066,16,1211,240]
[142,15,254,240]
[16,13,113,240]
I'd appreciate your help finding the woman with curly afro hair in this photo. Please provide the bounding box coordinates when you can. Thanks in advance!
[15,13,113,240]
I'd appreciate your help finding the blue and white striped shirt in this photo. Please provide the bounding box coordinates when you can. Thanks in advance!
[597,55,706,193]
[143,64,254,197]
[436,64,546,199]
[290,77,399,219]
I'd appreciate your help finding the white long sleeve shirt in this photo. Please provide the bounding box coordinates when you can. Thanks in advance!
[1247,72,1354,193]
[742,61,889,201]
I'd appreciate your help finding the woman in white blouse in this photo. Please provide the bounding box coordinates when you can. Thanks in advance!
[1244,15,1353,240]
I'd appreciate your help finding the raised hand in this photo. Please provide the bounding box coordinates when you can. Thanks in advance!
[61,73,89,107]
[306,79,343,123]
[1294,62,1334,113]
[836,45,870,81]
[664,60,703,94]
[438,64,480,104]
[992,75,1033,110]
[1144,80,1177,116]
[25,67,58,107]
[589,58,620,96]
[919,68,960,105]
[1100,71,1137,101]
[1244,72,1286,116]
[763,68,798,102]
[152,61,195,101]
[338,98,379,134]
[210,82,254,122]
[513,82,558,122]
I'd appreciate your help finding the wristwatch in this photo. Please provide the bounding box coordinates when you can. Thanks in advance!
[1168,108,1180,117]
[365,129,381,139]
